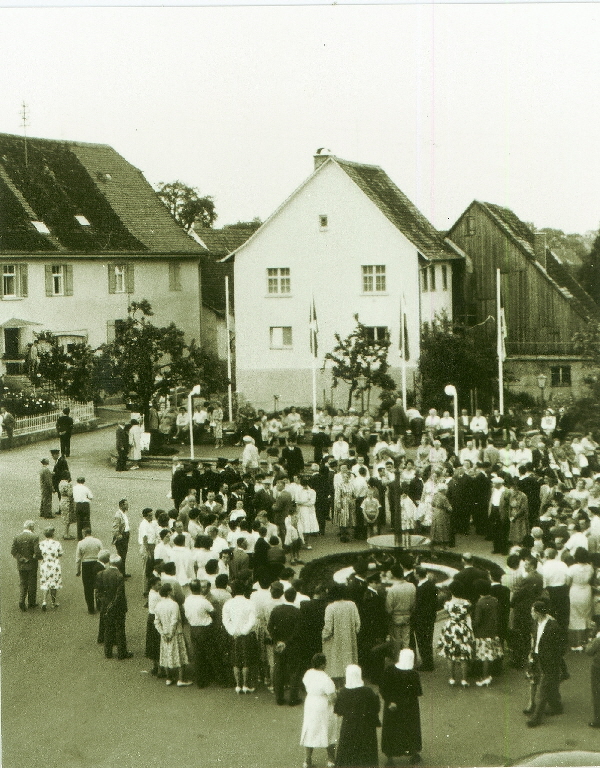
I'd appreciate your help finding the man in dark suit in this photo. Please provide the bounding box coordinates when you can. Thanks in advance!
[56,407,74,457]
[388,397,408,438]
[450,553,490,604]
[517,464,541,528]
[526,600,565,727]
[51,448,70,507]
[95,554,133,660]
[311,425,331,464]
[247,419,265,453]
[510,557,543,668]
[115,423,130,472]
[272,479,294,541]
[281,436,305,479]
[268,587,302,705]
[11,520,41,610]
[413,566,438,671]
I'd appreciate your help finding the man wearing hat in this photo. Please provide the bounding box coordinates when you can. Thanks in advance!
[39,458,54,519]
[94,554,133,660]
[51,449,69,511]
[312,424,331,464]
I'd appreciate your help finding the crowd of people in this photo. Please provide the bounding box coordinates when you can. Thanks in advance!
[13,395,600,766]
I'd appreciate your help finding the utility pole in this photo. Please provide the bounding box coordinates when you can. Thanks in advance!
[20,102,29,168]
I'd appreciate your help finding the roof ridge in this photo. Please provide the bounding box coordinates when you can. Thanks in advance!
[0,131,113,150]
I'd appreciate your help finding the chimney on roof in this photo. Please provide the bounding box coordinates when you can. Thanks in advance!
[534,231,547,270]
[314,148,332,171]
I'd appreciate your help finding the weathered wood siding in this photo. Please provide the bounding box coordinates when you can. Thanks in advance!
[450,203,588,355]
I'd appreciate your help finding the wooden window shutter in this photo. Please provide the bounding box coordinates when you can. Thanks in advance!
[108,263,117,294]
[45,265,53,296]
[125,263,134,294]
[64,264,74,296]
[19,264,28,297]
[106,320,116,343]
[169,262,182,291]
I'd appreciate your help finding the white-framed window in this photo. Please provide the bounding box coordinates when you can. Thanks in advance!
[270,326,293,349]
[442,264,448,291]
[422,267,429,292]
[365,326,389,343]
[2,265,16,297]
[114,264,126,294]
[319,215,328,229]
[108,263,134,294]
[267,268,291,295]
[362,265,386,293]
[551,366,572,387]
[52,265,64,296]
[429,265,436,292]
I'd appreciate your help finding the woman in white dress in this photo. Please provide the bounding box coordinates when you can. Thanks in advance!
[153,582,192,686]
[128,419,142,470]
[300,652,338,768]
[296,476,319,549]
[567,547,595,651]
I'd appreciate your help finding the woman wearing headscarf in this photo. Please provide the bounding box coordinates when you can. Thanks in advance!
[334,664,380,768]
[379,648,423,766]
[300,652,338,768]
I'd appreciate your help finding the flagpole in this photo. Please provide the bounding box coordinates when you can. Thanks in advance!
[225,276,234,423]
[310,297,318,422]
[400,295,407,410]
[496,268,504,416]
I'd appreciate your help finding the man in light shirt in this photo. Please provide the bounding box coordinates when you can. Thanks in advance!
[138,508,157,597]
[540,547,570,655]
[184,579,214,687]
[331,433,350,462]
[113,499,131,577]
[73,477,93,541]
[222,579,257,694]
[459,440,480,467]
[170,533,196,594]
[75,526,103,613]
[470,409,489,449]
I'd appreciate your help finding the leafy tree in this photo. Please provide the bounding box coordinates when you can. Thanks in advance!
[156,180,217,231]
[539,227,594,270]
[578,230,600,305]
[97,301,228,417]
[30,331,96,401]
[419,314,497,412]
[325,315,396,409]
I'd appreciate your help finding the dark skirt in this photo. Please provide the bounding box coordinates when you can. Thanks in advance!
[334,687,380,768]
[380,668,422,756]
[145,613,161,661]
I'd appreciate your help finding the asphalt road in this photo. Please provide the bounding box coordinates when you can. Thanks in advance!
[1,428,599,768]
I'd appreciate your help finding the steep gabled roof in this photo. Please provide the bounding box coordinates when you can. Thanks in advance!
[225,155,462,264]
[475,202,600,320]
[0,133,203,255]
[195,227,254,312]
[335,158,460,262]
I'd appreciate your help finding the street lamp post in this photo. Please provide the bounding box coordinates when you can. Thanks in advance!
[188,385,201,459]
[357,373,368,413]
[537,374,548,407]
[444,384,459,456]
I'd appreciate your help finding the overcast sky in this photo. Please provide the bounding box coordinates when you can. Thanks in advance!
[1,4,599,234]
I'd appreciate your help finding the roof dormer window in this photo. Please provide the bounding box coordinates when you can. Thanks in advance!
[75,215,91,226]
[32,221,50,234]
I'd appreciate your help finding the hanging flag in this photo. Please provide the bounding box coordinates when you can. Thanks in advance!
[309,297,319,358]
[498,306,507,362]
[399,294,410,361]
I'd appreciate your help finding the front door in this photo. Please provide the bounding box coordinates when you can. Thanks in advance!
[4,327,19,357]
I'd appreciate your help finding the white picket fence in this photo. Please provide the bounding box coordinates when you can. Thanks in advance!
[14,400,95,436]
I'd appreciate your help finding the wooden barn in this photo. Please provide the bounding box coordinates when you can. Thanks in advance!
[448,201,599,403]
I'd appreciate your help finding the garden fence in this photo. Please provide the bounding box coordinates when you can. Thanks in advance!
[14,400,95,437]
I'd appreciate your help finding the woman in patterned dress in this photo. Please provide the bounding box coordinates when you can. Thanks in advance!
[153,582,192,686]
[437,587,475,687]
[38,526,63,610]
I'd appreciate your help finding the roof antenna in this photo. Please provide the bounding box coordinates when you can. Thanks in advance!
[20,101,29,168]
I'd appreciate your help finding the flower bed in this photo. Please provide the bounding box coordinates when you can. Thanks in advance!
[0,386,57,416]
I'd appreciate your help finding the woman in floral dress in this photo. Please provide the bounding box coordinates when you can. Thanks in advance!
[58,474,75,539]
[38,526,63,610]
[153,582,192,686]
[437,587,475,687]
